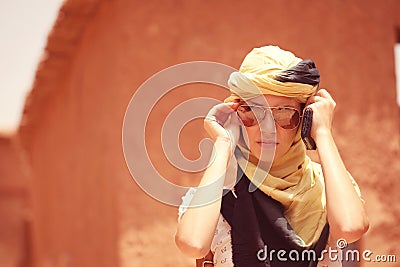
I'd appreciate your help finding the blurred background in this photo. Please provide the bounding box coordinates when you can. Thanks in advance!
[1,0,399,266]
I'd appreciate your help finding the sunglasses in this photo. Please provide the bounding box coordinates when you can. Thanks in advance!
[237,104,302,129]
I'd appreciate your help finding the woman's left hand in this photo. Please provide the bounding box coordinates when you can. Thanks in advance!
[305,89,336,141]
[308,89,369,242]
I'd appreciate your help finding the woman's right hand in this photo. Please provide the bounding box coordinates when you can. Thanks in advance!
[204,102,241,149]
[176,102,241,259]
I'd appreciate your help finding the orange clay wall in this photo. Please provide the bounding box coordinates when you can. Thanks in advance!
[1,0,399,266]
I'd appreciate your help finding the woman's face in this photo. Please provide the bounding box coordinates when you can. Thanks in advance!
[239,94,301,162]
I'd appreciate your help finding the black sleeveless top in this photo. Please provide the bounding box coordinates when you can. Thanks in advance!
[221,172,329,267]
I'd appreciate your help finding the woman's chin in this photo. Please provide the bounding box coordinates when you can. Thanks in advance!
[254,149,275,163]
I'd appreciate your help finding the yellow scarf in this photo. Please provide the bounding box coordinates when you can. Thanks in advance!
[225,46,326,247]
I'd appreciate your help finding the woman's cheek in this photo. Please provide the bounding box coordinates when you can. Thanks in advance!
[274,129,296,159]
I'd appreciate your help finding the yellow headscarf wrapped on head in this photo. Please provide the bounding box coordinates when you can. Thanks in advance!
[226,46,325,247]
[225,46,319,103]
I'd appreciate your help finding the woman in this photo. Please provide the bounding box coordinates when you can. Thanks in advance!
[175,46,369,266]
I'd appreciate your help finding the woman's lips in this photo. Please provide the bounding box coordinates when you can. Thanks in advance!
[257,140,278,147]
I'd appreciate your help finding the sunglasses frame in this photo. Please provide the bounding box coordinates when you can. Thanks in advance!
[237,104,303,129]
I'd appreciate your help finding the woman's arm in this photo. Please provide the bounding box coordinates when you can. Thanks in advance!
[308,89,369,243]
[175,138,231,258]
[175,102,240,258]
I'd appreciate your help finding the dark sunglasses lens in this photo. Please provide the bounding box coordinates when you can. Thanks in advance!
[237,105,260,126]
[273,108,300,129]
[237,106,300,129]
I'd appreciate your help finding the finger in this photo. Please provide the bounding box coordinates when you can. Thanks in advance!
[306,95,325,105]
[209,102,239,121]
[213,102,238,114]
[206,102,242,126]
[230,102,240,112]
[317,89,333,100]
[226,101,241,111]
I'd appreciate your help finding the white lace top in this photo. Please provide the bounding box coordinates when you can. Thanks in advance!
[178,188,342,267]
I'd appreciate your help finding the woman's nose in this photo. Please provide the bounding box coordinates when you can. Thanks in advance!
[259,112,276,133]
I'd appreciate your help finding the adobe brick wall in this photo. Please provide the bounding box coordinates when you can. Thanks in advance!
[1,0,398,266]
[0,134,31,267]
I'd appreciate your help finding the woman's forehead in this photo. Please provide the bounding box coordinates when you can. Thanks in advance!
[245,94,300,108]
